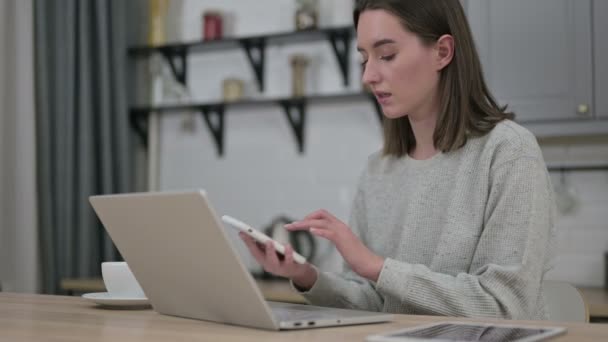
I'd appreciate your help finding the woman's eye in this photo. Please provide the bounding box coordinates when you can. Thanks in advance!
[380,54,396,62]
[360,60,368,69]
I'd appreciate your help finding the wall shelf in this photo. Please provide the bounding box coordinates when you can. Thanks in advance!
[128,26,364,156]
[128,26,355,91]
[129,92,381,156]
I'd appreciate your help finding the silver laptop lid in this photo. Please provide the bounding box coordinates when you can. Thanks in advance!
[89,190,279,330]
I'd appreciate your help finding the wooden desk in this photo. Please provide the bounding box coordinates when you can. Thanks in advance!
[580,288,608,319]
[61,279,608,319]
[1,293,607,341]
[61,278,307,304]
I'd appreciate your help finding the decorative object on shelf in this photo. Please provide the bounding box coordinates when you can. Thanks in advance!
[148,0,169,46]
[222,78,245,102]
[290,54,310,97]
[203,10,223,41]
[294,0,319,31]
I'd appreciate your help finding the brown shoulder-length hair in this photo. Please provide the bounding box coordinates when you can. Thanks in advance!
[354,0,514,157]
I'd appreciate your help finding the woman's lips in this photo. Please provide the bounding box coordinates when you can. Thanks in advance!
[375,92,392,105]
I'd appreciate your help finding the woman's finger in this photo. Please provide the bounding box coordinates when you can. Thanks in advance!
[310,227,336,241]
[322,210,339,222]
[300,209,340,225]
[239,232,267,265]
[285,219,328,231]
[303,209,331,220]
[239,232,254,244]
[263,241,281,270]
[283,243,294,265]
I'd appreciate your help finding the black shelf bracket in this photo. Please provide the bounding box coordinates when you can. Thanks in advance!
[326,29,352,86]
[128,91,381,155]
[200,105,226,156]
[159,47,188,86]
[279,99,307,154]
[240,38,267,92]
[130,110,149,147]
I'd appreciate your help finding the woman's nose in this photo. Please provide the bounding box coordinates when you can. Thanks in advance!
[362,62,380,86]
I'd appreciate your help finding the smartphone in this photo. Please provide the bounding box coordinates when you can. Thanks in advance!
[221,215,308,265]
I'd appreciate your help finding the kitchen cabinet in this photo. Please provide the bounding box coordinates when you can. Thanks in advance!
[595,0,608,119]
[467,0,593,122]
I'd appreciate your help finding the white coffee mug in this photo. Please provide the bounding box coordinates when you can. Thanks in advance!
[101,261,146,298]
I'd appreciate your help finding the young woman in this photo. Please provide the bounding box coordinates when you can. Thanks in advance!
[241,0,555,320]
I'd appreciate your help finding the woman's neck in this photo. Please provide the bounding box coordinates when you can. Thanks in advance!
[407,90,441,160]
[408,113,438,160]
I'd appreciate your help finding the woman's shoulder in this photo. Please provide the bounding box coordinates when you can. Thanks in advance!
[363,149,386,174]
[358,149,401,180]
[478,119,544,167]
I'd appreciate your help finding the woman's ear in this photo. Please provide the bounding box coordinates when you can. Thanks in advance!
[435,34,454,71]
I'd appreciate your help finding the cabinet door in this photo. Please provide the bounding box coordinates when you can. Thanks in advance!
[468,0,593,121]
[595,0,608,118]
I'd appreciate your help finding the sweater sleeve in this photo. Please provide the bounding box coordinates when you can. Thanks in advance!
[375,156,555,319]
[294,169,385,311]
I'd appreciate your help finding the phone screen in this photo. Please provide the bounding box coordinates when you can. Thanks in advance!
[385,323,554,341]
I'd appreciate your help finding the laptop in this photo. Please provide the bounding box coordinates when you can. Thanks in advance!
[89,190,393,330]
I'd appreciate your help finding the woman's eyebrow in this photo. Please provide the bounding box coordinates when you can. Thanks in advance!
[357,38,397,52]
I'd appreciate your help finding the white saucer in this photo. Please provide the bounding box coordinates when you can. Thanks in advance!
[82,292,150,307]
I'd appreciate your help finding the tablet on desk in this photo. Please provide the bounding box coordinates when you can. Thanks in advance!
[366,321,566,342]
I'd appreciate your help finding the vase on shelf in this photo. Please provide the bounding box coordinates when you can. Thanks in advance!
[222,78,245,102]
[290,54,310,97]
[203,10,224,41]
[294,0,319,31]
[148,0,168,46]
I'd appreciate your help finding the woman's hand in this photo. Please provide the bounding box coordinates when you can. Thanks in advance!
[239,232,318,290]
[285,209,384,282]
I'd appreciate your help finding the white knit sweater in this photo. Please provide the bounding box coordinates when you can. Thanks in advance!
[299,120,556,320]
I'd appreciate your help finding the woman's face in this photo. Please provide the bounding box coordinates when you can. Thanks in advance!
[357,9,441,120]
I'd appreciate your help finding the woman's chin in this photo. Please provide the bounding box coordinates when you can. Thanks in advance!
[382,108,408,120]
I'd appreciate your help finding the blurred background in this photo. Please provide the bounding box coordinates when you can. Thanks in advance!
[0,0,607,307]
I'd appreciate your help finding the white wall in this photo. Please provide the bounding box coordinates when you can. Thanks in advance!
[155,0,608,286]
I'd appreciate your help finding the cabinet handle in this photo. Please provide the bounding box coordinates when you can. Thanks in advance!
[577,104,590,116]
